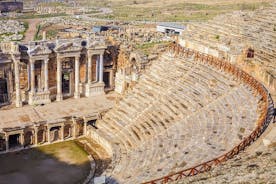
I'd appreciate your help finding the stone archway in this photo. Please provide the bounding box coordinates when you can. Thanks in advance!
[77,121,84,137]
[64,124,72,139]
[24,131,33,146]
[0,134,5,151]
[0,78,9,105]
[8,134,20,148]
[37,129,45,144]
[50,126,61,142]
[247,48,254,58]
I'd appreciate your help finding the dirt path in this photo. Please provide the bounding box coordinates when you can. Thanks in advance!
[22,18,42,42]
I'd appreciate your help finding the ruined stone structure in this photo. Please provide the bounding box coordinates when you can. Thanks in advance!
[0,37,117,108]
[0,1,23,13]
[0,3,275,184]
[0,37,118,152]
[0,116,86,152]
[115,47,149,93]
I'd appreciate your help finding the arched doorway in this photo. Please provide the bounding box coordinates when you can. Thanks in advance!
[9,134,21,149]
[64,124,72,139]
[247,48,254,58]
[50,127,61,142]
[87,120,97,129]
[103,72,110,88]
[24,131,33,146]
[0,134,5,151]
[77,122,84,136]
[0,78,9,105]
[62,60,74,97]
[37,129,45,144]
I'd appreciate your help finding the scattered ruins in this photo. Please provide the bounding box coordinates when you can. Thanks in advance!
[0,2,275,184]
[0,0,23,13]
[0,20,25,41]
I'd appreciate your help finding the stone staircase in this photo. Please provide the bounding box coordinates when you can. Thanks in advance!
[94,51,262,183]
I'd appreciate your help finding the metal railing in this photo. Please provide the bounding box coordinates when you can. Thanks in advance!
[142,43,274,184]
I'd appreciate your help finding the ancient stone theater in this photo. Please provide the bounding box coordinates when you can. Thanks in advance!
[0,3,275,184]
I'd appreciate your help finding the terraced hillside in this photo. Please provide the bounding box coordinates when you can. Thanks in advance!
[93,45,270,183]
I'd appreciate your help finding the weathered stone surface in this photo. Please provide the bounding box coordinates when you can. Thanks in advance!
[95,51,262,183]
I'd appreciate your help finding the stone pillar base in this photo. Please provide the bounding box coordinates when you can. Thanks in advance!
[56,93,63,102]
[28,92,35,105]
[85,82,105,97]
[15,101,23,108]
[74,92,80,99]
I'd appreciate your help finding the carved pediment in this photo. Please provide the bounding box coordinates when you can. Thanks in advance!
[55,42,82,53]
[87,38,107,49]
[28,45,51,56]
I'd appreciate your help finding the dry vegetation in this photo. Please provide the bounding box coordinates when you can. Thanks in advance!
[101,0,273,21]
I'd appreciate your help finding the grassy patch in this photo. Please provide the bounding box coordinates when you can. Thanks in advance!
[95,1,270,22]
[18,13,67,19]
[0,140,90,184]
[46,29,58,39]
[37,140,89,164]
[135,41,170,55]
[19,21,29,40]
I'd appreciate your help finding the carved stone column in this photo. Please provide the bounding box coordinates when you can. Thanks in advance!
[28,59,36,105]
[27,62,31,90]
[110,70,114,88]
[61,124,64,141]
[34,127,38,145]
[85,53,92,97]
[56,56,63,101]
[5,135,9,152]
[47,126,51,143]
[41,61,44,91]
[74,56,80,99]
[72,119,77,139]
[20,133,24,147]
[87,54,92,84]
[44,58,49,91]
[84,121,87,136]
[96,55,99,82]
[30,59,35,94]
[99,53,104,83]
[14,59,22,107]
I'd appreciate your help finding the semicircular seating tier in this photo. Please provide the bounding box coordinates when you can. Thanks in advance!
[180,4,276,93]
[94,50,263,184]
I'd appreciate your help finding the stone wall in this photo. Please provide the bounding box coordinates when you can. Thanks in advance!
[0,1,23,13]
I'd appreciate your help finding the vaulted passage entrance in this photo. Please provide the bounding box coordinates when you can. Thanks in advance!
[24,131,33,146]
[64,124,72,139]
[0,78,9,105]
[62,72,71,94]
[9,134,21,148]
[0,134,5,151]
[61,60,74,97]
[103,72,110,88]
[37,129,45,143]
[50,126,61,142]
